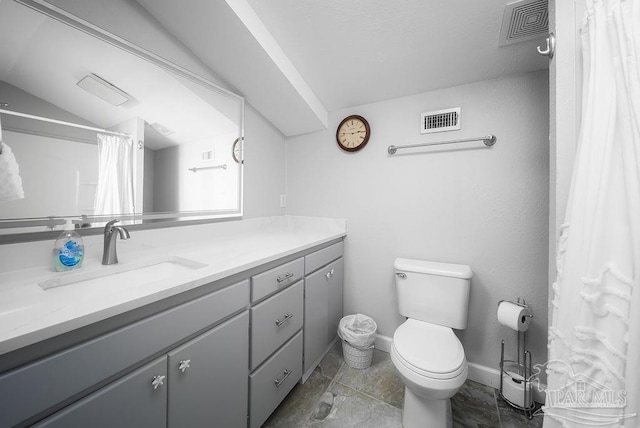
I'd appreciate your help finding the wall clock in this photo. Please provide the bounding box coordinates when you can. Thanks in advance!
[232,138,243,164]
[336,115,370,152]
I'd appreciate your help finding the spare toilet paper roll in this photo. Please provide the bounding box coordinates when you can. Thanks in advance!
[497,301,532,332]
[502,371,533,408]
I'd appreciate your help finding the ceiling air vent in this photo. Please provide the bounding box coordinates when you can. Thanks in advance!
[420,108,460,134]
[499,0,548,46]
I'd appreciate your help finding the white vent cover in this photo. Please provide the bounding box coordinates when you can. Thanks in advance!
[499,0,548,46]
[420,108,460,134]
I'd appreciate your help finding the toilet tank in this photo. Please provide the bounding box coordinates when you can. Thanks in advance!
[394,258,472,329]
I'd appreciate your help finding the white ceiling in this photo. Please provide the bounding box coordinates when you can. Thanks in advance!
[4,0,550,138]
[244,0,549,111]
[135,0,549,136]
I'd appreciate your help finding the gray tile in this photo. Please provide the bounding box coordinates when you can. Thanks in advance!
[262,371,332,428]
[495,393,543,428]
[305,381,402,427]
[451,380,501,428]
[329,338,344,357]
[316,349,344,380]
[334,349,405,409]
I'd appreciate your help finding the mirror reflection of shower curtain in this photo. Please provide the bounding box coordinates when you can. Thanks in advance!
[94,134,135,216]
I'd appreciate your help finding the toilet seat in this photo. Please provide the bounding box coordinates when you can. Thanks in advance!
[392,319,465,380]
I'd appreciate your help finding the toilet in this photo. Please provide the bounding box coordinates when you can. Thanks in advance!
[390,258,472,428]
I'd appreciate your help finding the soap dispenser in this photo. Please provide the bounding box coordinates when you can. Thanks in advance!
[53,219,85,271]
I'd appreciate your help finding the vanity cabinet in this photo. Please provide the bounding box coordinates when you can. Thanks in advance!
[35,311,249,428]
[248,260,305,428]
[0,280,249,428]
[303,243,344,378]
[0,238,345,428]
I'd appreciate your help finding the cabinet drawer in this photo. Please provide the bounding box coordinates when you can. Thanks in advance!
[251,257,304,303]
[249,331,303,428]
[305,241,344,275]
[250,280,303,370]
[0,280,249,428]
[34,356,168,428]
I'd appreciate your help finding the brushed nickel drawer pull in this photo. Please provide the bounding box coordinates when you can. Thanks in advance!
[275,313,294,327]
[274,369,292,388]
[276,272,294,283]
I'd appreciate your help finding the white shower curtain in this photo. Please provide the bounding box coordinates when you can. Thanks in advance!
[94,133,135,216]
[544,0,640,427]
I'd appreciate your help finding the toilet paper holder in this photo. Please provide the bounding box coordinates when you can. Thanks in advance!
[498,297,536,419]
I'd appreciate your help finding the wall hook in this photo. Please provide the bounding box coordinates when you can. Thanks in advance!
[536,33,555,60]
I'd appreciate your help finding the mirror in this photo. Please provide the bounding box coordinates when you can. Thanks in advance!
[0,0,244,236]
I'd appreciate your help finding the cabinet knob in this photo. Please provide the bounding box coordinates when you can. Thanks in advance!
[325,269,335,279]
[151,375,166,390]
[178,359,191,373]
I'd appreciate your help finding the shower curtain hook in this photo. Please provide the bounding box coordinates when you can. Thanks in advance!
[536,33,555,60]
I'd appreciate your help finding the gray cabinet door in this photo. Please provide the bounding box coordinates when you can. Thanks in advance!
[304,258,344,373]
[327,258,344,343]
[167,311,249,428]
[34,356,168,428]
[303,265,329,374]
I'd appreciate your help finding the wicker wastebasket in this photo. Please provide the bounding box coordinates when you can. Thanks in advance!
[338,314,377,369]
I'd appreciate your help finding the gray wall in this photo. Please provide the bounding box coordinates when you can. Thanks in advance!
[285,71,550,373]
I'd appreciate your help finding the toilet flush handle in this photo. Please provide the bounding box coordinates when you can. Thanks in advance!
[396,272,406,279]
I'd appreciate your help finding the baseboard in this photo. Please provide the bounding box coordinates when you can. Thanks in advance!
[374,333,392,353]
[375,334,546,404]
[467,362,546,405]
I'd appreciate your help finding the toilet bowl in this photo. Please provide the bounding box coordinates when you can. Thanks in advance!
[390,258,472,428]
[391,319,467,427]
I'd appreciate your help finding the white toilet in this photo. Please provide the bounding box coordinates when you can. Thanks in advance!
[390,258,472,428]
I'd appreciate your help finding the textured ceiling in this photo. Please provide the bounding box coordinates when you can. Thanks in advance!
[244,0,549,111]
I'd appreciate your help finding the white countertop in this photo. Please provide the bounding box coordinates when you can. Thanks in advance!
[0,216,346,356]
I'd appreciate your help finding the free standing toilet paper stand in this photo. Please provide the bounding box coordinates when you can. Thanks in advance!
[498,298,536,419]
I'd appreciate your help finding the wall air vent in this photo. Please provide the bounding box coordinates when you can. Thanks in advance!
[420,108,460,134]
[499,0,548,46]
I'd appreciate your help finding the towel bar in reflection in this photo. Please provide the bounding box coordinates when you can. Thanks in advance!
[188,164,227,173]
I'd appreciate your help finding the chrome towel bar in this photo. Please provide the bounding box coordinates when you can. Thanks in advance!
[388,134,496,155]
[188,164,227,172]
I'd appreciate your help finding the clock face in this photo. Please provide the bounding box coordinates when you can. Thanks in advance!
[336,115,370,152]
[232,138,243,164]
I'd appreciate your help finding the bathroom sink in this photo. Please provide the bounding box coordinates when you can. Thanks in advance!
[38,256,208,291]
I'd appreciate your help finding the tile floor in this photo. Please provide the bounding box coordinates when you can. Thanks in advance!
[263,342,544,428]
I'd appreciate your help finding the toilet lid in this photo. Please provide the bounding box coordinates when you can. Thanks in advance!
[392,319,465,378]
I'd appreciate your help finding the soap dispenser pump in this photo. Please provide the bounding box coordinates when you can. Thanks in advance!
[53,219,85,271]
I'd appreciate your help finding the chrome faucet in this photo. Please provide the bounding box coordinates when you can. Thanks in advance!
[102,219,130,265]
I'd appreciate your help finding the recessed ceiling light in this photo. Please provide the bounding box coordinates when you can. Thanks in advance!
[77,74,132,106]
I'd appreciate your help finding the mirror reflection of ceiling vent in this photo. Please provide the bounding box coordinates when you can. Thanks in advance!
[77,74,132,106]
[421,108,460,134]
[499,0,548,46]
[150,122,175,136]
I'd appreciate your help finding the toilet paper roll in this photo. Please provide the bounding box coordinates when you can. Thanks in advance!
[497,301,532,332]
[502,371,533,408]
